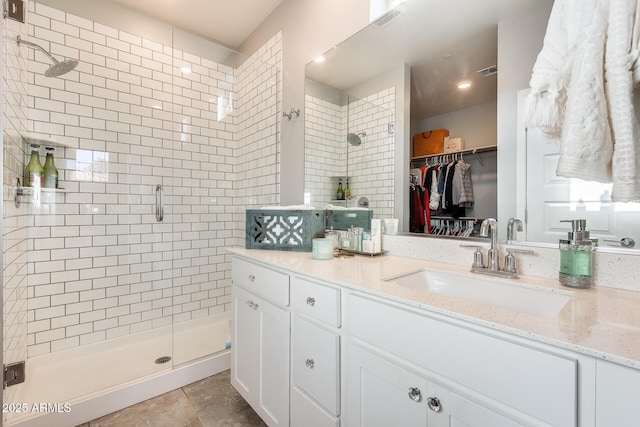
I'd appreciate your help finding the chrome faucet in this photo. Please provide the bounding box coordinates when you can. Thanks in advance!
[480,218,499,271]
[461,218,534,279]
[507,218,523,242]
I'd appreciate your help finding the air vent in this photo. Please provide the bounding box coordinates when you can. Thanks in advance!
[372,6,405,28]
[477,65,498,77]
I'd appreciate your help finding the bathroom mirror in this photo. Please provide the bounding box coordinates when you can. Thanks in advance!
[304,0,640,253]
[304,0,540,233]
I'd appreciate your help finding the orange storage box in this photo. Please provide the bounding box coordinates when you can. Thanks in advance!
[413,129,449,156]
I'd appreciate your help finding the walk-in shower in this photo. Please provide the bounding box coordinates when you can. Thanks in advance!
[16,35,78,77]
[2,2,280,426]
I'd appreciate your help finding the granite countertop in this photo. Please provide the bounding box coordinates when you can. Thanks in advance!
[227,247,640,369]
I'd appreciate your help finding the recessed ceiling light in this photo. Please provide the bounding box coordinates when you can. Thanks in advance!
[457,81,471,89]
[313,56,325,63]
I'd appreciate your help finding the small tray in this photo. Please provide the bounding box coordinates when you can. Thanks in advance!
[335,248,387,257]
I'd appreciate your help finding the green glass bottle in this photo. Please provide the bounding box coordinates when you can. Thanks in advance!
[336,180,344,200]
[43,146,59,189]
[345,179,351,199]
[24,144,44,187]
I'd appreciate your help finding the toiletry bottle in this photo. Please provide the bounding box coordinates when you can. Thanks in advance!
[24,144,44,187]
[336,180,344,200]
[559,219,595,288]
[345,179,351,199]
[43,146,59,189]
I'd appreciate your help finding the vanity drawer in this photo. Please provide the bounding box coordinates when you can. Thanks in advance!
[347,293,577,427]
[291,387,339,427]
[232,257,290,306]
[292,275,341,327]
[292,315,340,416]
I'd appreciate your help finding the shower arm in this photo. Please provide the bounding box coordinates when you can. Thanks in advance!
[17,36,60,65]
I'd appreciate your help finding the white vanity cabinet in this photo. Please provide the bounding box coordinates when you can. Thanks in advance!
[231,257,290,427]
[345,292,581,427]
[229,252,624,427]
[595,359,640,426]
[290,275,342,427]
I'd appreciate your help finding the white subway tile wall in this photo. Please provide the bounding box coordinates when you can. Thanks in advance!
[304,88,395,218]
[346,89,395,218]
[304,94,345,207]
[231,31,282,242]
[13,3,281,357]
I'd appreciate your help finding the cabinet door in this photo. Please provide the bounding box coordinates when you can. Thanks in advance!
[231,285,290,427]
[258,293,291,427]
[346,343,427,427]
[596,360,640,426]
[231,285,259,400]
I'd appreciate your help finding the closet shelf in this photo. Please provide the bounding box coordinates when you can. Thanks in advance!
[410,144,497,162]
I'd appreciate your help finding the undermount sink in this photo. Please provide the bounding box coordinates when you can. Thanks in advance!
[384,269,571,317]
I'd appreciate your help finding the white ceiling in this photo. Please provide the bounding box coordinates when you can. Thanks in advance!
[111,0,284,49]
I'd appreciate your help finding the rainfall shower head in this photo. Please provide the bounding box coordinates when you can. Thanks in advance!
[17,35,79,77]
[347,132,366,146]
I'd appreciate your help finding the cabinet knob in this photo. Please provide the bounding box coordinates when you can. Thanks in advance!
[306,297,316,306]
[305,358,315,369]
[248,274,256,282]
[246,300,258,310]
[407,387,422,402]
[427,396,442,412]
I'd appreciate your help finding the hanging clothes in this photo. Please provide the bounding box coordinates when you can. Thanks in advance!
[457,159,475,208]
[442,161,457,213]
[428,166,441,211]
[410,184,425,233]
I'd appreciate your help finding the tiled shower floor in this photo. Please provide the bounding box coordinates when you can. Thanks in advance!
[77,370,266,427]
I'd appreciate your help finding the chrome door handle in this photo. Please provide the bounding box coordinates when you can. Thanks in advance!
[427,396,442,412]
[155,184,164,222]
[407,387,422,402]
[306,297,316,306]
[603,237,635,248]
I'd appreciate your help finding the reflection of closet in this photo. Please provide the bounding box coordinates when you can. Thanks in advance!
[409,145,497,235]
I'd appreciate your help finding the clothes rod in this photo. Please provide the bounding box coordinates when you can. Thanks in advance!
[410,144,497,162]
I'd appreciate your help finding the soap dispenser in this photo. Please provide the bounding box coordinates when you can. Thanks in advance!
[559,219,595,288]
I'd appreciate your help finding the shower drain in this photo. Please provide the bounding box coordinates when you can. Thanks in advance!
[154,356,172,364]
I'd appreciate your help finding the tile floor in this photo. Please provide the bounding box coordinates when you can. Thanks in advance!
[77,370,266,427]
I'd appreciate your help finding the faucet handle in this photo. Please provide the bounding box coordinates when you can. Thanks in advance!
[460,245,485,268]
[503,248,534,274]
[505,248,534,255]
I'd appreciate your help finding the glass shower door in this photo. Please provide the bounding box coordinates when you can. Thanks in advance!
[2,3,177,424]
[168,31,241,366]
